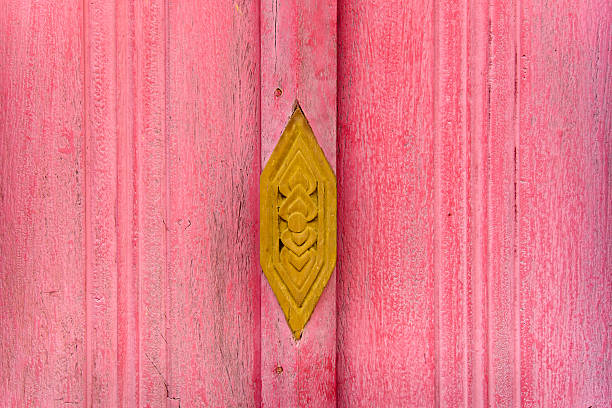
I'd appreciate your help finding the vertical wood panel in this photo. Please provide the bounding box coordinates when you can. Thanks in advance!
[133,0,168,405]
[0,1,86,405]
[260,0,337,406]
[337,1,437,406]
[338,0,609,406]
[116,1,139,406]
[518,0,611,405]
[485,0,519,405]
[434,0,470,404]
[83,0,119,405]
[165,0,261,406]
[466,0,489,406]
[2,1,610,406]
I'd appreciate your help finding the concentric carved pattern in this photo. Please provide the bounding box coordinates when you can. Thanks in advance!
[260,105,336,340]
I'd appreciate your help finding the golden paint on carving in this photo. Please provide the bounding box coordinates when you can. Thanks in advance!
[260,104,336,340]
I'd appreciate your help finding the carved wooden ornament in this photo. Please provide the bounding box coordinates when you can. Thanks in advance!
[260,104,337,340]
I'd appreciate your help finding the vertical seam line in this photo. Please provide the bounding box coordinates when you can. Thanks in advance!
[485,0,494,405]
[433,0,441,405]
[513,0,522,406]
[82,0,91,405]
[461,0,469,405]
[163,0,171,404]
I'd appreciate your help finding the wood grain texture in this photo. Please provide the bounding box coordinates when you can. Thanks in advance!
[484,0,518,405]
[131,0,168,405]
[517,0,611,405]
[116,1,139,405]
[1,0,610,406]
[2,0,262,406]
[434,0,471,404]
[337,1,437,406]
[337,0,610,406]
[467,0,519,406]
[260,0,337,406]
[165,0,261,406]
[0,1,86,405]
[84,0,119,405]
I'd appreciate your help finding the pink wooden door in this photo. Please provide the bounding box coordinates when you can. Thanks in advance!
[1,0,609,407]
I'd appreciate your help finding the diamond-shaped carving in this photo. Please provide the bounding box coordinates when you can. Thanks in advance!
[260,104,337,340]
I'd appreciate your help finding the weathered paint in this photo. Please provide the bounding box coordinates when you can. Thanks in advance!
[517,0,611,405]
[337,1,437,405]
[1,2,86,406]
[165,1,261,406]
[337,0,610,407]
[1,0,261,406]
[260,0,337,406]
[83,0,119,405]
[0,0,609,407]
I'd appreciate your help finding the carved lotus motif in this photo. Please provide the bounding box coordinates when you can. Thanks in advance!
[260,105,337,340]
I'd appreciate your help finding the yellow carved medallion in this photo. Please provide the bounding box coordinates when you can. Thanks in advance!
[260,104,337,340]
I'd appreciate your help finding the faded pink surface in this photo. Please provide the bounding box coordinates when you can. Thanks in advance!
[0,1,610,407]
[260,0,337,407]
[337,0,610,407]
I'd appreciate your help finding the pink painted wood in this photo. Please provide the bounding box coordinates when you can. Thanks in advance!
[83,0,118,405]
[260,0,337,406]
[337,1,437,406]
[165,1,261,406]
[517,0,611,405]
[1,1,261,406]
[1,0,610,407]
[337,0,610,407]
[1,2,86,406]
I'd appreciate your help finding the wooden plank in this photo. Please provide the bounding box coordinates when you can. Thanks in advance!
[0,1,86,405]
[336,0,514,406]
[434,0,470,404]
[484,0,519,405]
[260,0,337,406]
[517,0,611,405]
[84,0,119,405]
[337,1,437,406]
[2,1,609,406]
[106,1,185,405]
[116,0,139,406]
[434,0,520,404]
[165,0,261,406]
[132,0,168,405]
[466,1,490,406]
